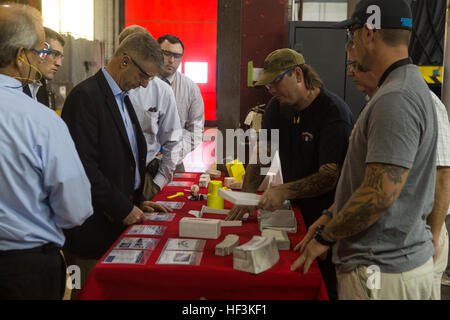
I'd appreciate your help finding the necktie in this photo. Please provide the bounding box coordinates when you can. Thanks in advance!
[23,84,32,98]
[123,95,141,190]
[162,78,170,85]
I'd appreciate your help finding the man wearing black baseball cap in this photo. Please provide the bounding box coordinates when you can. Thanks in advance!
[334,0,413,31]
[292,0,439,300]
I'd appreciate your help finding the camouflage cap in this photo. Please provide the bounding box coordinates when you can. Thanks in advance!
[255,48,305,86]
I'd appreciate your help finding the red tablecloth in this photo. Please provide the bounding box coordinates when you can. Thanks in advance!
[78,173,329,300]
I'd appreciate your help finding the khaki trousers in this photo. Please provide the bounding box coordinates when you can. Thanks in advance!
[337,257,434,300]
[432,224,449,300]
[142,171,161,201]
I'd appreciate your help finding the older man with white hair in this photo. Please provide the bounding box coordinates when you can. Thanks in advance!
[0,3,93,299]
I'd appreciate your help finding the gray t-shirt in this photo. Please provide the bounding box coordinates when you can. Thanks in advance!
[332,64,437,273]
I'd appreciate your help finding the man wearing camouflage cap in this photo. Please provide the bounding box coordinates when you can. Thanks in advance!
[226,48,355,299]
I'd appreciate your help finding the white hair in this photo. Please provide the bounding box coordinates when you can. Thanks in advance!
[0,4,42,68]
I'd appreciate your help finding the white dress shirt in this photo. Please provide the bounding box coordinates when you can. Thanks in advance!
[164,71,204,163]
[129,77,182,189]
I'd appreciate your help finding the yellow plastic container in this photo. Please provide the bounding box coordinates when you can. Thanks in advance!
[208,180,223,195]
[207,180,224,209]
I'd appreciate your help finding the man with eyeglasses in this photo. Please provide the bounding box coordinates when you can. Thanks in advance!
[118,25,182,201]
[226,48,355,299]
[293,0,439,300]
[0,4,93,299]
[61,32,172,299]
[344,39,450,300]
[23,27,65,110]
[157,34,205,172]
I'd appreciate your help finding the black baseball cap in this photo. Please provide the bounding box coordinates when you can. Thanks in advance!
[334,0,412,30]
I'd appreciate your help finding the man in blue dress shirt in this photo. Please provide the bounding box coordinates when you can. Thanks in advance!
[62,31,171,299]
[0,4,93,299]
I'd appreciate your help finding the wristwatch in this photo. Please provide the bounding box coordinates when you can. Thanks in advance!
[314,225,336,247]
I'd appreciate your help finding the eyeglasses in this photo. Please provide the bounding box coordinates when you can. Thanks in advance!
[31,42,53,61]
[265,67,295,90]
[162,49,183,60]
[346,24,363,43]
[347,61,361,73]
[49,49,65,62]
[125,54,154,81]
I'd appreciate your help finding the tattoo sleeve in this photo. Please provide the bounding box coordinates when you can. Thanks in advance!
[322,163,409,241]
[282,163,340,199]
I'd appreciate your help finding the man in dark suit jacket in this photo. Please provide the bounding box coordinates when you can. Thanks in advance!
[61,32,171,298]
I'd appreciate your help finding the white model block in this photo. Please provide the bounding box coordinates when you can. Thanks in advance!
[200,205,249,220]
[187,210,202,218]
[198,174,210,188]
[220,220,243,227]
[179,217,221,239]
[233,236,279,274]
[261,229,290,250]
[258,209,297,233]
[218,188,261,206]
[201,205,230,215]
[215,234,240,256]
[205,169,221,179]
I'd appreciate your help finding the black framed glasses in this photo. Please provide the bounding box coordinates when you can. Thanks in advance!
[125,54,153,81]
[162,49,183,60]
[31,42,52,61]
[346,24,363,43]
[265,67,296,90]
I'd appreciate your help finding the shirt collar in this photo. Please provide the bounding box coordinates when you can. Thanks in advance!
[29,81,43,90]
[165,72,176,84]
[102,68,128,99]
[0,73,24,90]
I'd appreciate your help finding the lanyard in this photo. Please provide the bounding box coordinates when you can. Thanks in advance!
[377,57,413,88]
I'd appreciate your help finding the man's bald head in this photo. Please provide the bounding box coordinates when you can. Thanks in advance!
[0,3,43,68]
[118,25,151,45]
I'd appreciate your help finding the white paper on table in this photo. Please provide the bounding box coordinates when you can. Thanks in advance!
[167,181,194,187]
[163,238,206,251]
[115,237,159,250]
[145,212,176,222]
[155,201,185,209]
[173,173,198,178]
[156,250,203,266]
[126,225,166,236]
[102,249,150,264]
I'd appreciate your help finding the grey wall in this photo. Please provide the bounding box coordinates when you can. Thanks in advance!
[289,21,366,117]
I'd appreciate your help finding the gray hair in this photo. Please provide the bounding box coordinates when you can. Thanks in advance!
[115,32,163,68]
[118,25,150,45]
[0,4,42,68]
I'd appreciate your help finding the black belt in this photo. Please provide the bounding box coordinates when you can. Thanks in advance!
[0,243,61,256]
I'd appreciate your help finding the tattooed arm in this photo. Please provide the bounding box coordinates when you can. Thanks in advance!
[321,163,409,241]
[258,163,340,212]
[284,163,340,199]
[291,163,409,273]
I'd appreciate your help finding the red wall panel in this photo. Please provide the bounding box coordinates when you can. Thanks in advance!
[125,0,218,121]
[240,0,289,123]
